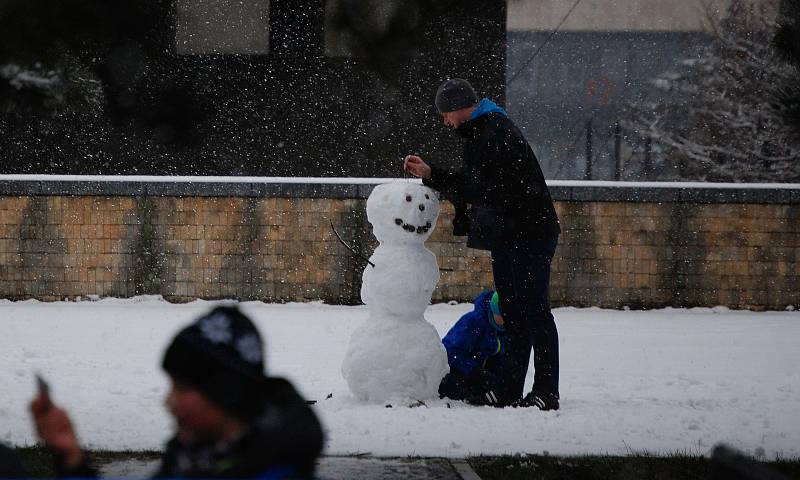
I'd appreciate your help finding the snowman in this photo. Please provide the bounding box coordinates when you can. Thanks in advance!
[341,181,449,402]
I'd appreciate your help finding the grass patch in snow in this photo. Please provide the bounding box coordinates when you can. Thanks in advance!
[14,446,161,477]
[13,448,800,479]
[470,453,800,480]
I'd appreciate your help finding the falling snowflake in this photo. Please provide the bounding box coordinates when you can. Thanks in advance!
[235,334,262,364]
[199,314,232,344]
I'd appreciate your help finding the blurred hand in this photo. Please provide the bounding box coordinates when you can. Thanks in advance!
[30,394,83,468]
[403,155,431,179]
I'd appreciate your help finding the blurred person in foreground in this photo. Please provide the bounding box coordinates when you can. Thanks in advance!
[30,306,324,479]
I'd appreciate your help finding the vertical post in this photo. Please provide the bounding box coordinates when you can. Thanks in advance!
[644,136,652,180]
[614,121,622,181]
[584,118,593,180]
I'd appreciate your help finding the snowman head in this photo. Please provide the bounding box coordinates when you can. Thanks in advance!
[366,181,439,244]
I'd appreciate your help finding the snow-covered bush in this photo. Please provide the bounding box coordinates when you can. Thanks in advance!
[0,56,104,115]
[626,0,800,182]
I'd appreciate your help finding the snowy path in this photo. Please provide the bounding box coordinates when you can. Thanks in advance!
[1,298,798,459]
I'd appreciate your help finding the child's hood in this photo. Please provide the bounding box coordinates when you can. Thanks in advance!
[473,290,495,314]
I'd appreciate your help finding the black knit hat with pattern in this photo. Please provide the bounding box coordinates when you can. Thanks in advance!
[162,306,267,420]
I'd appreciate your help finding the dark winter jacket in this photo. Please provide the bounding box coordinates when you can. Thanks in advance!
[442,290,508,390]
[423,98,560,250]
[58,378,324,479]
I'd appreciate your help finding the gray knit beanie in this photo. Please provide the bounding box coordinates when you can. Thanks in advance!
[435,78,478,114]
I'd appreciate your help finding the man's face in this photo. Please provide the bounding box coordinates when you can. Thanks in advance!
[441,107,472,129]
[165,379,233,443]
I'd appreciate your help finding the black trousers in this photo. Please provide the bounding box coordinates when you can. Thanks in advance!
[491,237,559,401]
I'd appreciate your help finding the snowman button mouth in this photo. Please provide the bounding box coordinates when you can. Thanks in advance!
[394,218,432,234]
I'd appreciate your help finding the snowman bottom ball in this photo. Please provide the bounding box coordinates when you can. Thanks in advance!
[342,320,448,403]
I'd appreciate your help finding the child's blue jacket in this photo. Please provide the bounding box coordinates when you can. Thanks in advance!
[442,290,508,383]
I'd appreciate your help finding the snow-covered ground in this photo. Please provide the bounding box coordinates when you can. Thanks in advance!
[1,297,798,459]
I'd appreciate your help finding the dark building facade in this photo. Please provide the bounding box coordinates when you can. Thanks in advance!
[0,0,506,177]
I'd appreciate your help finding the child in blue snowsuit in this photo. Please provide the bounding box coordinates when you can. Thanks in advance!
[439,290,508,401]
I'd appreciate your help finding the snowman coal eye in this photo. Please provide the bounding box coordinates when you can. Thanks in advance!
[425,194,430,199]
[405,195,412,202]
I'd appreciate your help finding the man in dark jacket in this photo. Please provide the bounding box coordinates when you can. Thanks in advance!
[439,290,508,401]
[404,78,561,410]
[30,306,324,478]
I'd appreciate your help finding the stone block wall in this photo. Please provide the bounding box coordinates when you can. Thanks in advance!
[0,195,373,303]
[0,178,798,310]
[552,201,799,309]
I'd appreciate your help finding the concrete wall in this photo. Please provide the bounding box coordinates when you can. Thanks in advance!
[506,0,776,32]
[0,179,798,310]
[175,0,270,54]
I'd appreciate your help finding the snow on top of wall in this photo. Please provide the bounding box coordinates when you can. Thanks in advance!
[1,175,800,190]
[0,174,408,185]
[547,180,800,189]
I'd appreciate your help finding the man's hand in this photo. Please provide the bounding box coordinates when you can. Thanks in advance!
[30,394,84,468]
[403,155,432,179]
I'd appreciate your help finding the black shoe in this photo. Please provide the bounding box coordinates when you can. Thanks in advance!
[463,390,507,407]
[513,391,560,411]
